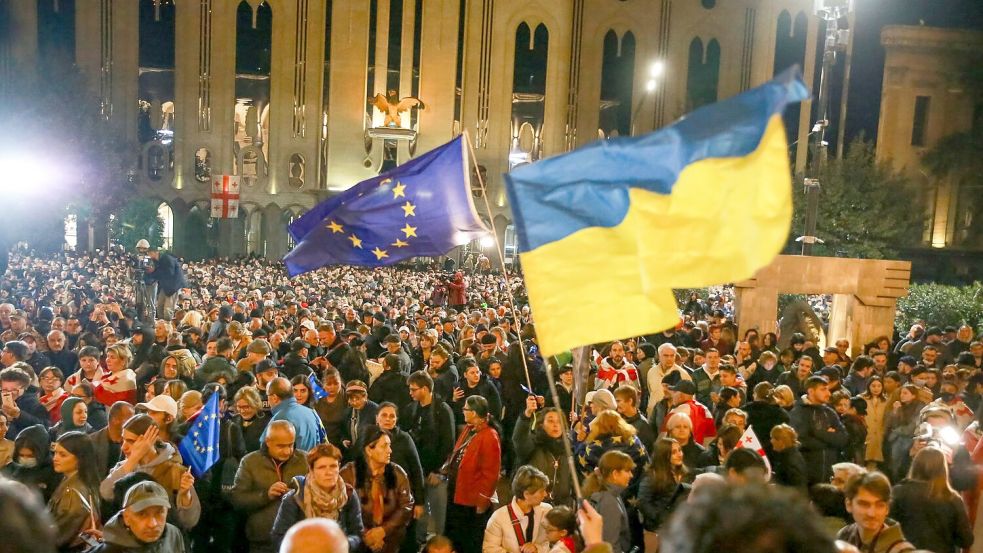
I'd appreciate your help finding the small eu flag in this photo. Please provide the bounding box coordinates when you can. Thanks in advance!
[309,373,329,401]
[283,135,489,276]
[179,393,221,478]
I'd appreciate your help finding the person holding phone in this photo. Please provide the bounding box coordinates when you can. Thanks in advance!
[1,365,50,436]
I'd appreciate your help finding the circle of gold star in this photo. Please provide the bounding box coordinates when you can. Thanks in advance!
[348,234,363,248]
[372,247,389,260]
[392,182,407,198]
[327,221,344,233]
[401,201,416,217]
[401,223,417,238]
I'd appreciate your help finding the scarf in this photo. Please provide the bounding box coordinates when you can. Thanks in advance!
[302,473,348,520]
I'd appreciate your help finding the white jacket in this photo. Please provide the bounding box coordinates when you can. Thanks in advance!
[483,499,553,553]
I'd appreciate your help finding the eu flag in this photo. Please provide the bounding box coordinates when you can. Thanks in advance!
[284,135,489,276]
[179,393,221,478]
[309,373,329,401]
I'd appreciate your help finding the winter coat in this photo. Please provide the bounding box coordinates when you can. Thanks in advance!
[279,352,313,380]
[589,484,631,553]
[262,396,324,452]
[770,446,809,494]
[789,398,848,485]
[8,388,51,436]
[48,472,100,549]
[0,424,61,502]
[99,441,201,530]
[399,400,455,475]
[340,461,414,553]
[745,400,790,458]
[368,370,411,411]
[194,356,236,388]
[862,394,888,462]
[450,378,502,424]
[890,479,974,553]
[430,361,459,406]
[449,423,501,510]
[836,520,915,553]
[87,511,185,553]
[513,414,575,506]
[270,476,363,552]
[352,426,426,502]
[228,448,310,546]
[637,477,689,532]
[234,411,271,454]
[840,413,868,465]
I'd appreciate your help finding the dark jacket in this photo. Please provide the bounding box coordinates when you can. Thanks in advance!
[623,412,656,452]
[431,361,459,406]
[589,484,631,553]
[513,413,574,506]
[399,400,455,475]
[147,251,187,295]
[47,349,79,374]
[340,461,414,553]
[890,479,974,553]
[270,476,363,552]
[279,352,313,380]
[368,370,411,411]
[195,356,236,388]
[90,426,123,480]
[789,398,849,485]
[450,378,502,424]
[745,400,790,458]
[771,446,809,494]
[8,388,50,435]
[342,401,380,455]
[0,423,61,502]
[86,399,108,431]
[235,411,271,454]
[228,448,310,546]
[637,478,690,532]
[354,426,426,502]
[87,510,185,553]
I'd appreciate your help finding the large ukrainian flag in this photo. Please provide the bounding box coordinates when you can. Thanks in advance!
[505,67,809,356]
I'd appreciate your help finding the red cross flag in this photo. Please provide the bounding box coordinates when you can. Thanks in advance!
[211,175,241,218]
[735,426,772,479]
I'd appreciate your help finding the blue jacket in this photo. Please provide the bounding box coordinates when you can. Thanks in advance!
[263,397,324,452]
[270,475,364,551]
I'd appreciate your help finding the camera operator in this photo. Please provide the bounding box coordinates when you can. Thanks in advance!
[134,240,187,323]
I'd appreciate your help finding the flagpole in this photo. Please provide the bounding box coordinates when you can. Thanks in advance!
[462,130,583,504]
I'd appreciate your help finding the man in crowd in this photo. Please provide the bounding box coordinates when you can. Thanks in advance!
[91,481,187,552]
[263,377,322,451]
[231,420,309,553]
[1,365,49,435]
[789,376,848,486]
[139,240,188,321]
[836,472,915,552]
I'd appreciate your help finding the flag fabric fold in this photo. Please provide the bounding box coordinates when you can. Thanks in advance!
[309,373,329,401]
[736,425,772,478]
[179,393,222,478]
[284,135,489,276]
[504,67,809,356]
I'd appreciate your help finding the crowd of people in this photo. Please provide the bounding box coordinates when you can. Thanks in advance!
[0,246,981,553]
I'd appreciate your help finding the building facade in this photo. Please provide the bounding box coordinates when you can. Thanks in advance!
[1,0,819,260]
[876,25,983,280]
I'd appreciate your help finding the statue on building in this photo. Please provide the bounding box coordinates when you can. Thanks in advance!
[369,90,426,128]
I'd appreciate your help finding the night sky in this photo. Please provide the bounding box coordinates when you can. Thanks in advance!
[844,0,983,144]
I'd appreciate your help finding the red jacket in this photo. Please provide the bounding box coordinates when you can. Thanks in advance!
[451,424,501,509]
[447,276,467,306]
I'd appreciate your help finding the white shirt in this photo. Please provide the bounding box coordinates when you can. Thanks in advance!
[483,499,552,553]
[647,363,692,418]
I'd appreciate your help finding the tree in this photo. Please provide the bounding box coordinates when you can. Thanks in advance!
[786,138,925,259]
[896,282,983,331]
[108,199,165,251]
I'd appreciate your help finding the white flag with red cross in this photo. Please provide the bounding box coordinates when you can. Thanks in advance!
[735,425,772,478]
[211,175,241,218]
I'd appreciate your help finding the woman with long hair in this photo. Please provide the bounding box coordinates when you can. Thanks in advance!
[412,330,438,373]
[745,382,790,459]
[664,412,704,470]
[271,443,364,551]
[314,368,349,448]
[340,426,413,553]
[890,446,973,552]
[290,374,315,408]
[581,450,635,553]
[159,352,196,388]
[576,410,647,481]
[444,395,502,553]
[49,431,101,552]
[232,386,270,453]
[885,384,925,481]
[637,437,690,543]
[861,376,889,470]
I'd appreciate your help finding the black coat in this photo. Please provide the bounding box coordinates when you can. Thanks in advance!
[430,362,458,406]
[771,446,809,494]
[1,424,61,502]
[280,352,313,380]
[147,252,187,295]
[399,400,455,475]
[354,427,425,502]
[789,400,848,485]
[368,370,411,411]
[234,412,271,454]
[8,389,50,436]
[450,378,502,423]
[891,479,974,553]
[745,400,790,457]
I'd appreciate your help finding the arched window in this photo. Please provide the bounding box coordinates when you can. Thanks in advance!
[510,22,549,166]
[246,209,264,255]
[599,30,636,137]
[158,202,174,250]
[773,10,809,143]
[235,1,273,163]
[685,37,720,111]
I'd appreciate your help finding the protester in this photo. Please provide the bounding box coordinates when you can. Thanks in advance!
[514,396,575,507]
[837,471,916,553]
[637,437,690,546]
[482,466,552,553]
[49,431,102,550]
[581,450,634,553]
[89,480,187,552]
[889,446,973,552]
[2,423,61,501]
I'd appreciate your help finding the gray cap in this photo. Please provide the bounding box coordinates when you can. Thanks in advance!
[123,481,171,512]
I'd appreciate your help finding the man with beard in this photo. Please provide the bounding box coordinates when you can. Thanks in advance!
[594,341,641,393]
[311,324,364,383]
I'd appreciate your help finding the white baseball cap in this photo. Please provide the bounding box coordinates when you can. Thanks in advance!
[136,395,178,420]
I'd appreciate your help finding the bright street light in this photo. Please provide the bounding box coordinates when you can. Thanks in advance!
[0,154,63,194]
[650,60,665,78]
[645,79,657,92]
[479,235,496,249]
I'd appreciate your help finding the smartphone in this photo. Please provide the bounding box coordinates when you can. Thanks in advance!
[1,391,13,408]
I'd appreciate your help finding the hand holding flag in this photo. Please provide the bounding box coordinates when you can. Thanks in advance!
[179,392,222,478]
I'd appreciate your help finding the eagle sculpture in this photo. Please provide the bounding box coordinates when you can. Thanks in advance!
[369,90,426,128]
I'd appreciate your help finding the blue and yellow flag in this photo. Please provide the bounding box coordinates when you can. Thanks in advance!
[505,68,809,356]
[284,136,488,276]
[178,392,221,477]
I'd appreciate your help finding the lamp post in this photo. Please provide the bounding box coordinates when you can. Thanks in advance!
[800,0,853,255]
[631,60,664,136]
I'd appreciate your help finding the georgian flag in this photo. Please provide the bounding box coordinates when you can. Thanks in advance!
[736,426,772,479]
[211,175,241,218]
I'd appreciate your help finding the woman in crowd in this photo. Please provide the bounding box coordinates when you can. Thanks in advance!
[449,358,502,428]
[49,431,101,552]
[576,410,647,482]
[513,397,575,507]
[769,424,808,494]
[637,437,690,547]
[232,386,270,453]
[290,374,315,408]
[772,384,796,410]
[370,402,425,527]
[271,443,363,551]
[49,397,91,441]
[713,387,742,427]
[582,450,634,553]
[745,382,790,459]
[38,367,68,423]
[2,423,61,502]
[315,369,349,447]
[412,330,438,373]
[861,376,889,470]
[340,425,413,553]
[93,344,136,406]
[368,354,411,411]
[890,446,974,553]
[885,384,925,481]
[159,352,196,389]
[664,412,704,470]
[445,395,502,553]
[427,345,458,406]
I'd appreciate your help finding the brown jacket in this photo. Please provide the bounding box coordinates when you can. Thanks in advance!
[340,461,414,553]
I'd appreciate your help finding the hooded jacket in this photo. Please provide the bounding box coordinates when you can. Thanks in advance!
[195,355,236,388]
[836,519,915,553]
[279,351,313,380]
[0,423,61,502]
[88,510,186,553]
[49,396,93,441]
[99,442,202,530]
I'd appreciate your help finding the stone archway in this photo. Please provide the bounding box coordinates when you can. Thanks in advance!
[734,255,911,356]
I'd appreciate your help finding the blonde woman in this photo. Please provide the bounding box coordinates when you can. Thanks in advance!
[576,410,647,480]
[769,424,807,493]
[93,344,136,405]
[772,385,795,410]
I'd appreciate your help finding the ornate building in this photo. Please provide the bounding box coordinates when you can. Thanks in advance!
[1,0,818,260]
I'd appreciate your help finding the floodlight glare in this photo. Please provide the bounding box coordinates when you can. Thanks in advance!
[650,61,665,78]
[479,235,496,249]
[0,155,62,194]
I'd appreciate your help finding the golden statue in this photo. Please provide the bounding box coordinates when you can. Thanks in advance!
[369,90,426,128]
